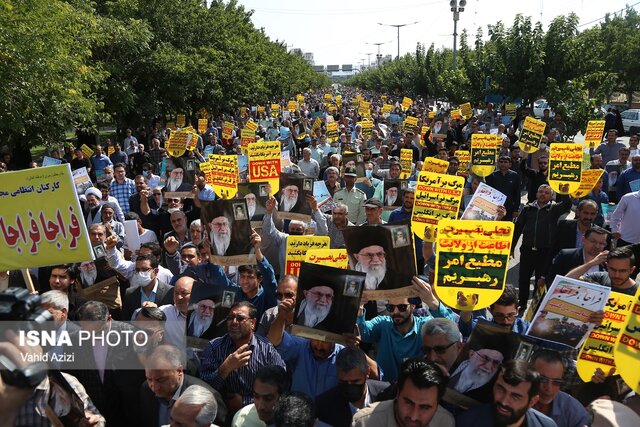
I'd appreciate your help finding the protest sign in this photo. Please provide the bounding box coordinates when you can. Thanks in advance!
[187,283,242,345]
[313,180,336,213]
[72,167,92,195]
[198,161,213,185]
[208,154,238,199]
[291,263,365,345]
[270,103,280,117]
[360,120,373,139]
[0,164,93,270]
[401,97,412,111]
[403,116,419,134]
[584,120,606,149]
[519,116,546,154]
[237,183,268,227]
[305,249,349,269]
[324,93,333,101]
[257,105,265,114]
[326,122,339,142]
[456,150,471,171]
[428,111,436,119]
[221,121,234,140]
[285,236,330,276]
[526,276,609,348]
[166,121,176,130]
[80,144,94,158]
[549,143,583,194]
[311,117,322,134]
[399,149,413,179]
[342,152,366,180]
[107,146,115,156]
[629,178,640,193]
[197,118,208,134]
[381,95,387,102]
[570,169,604,198]
[506,103,517,118]
[123,220,141,252]
[278,174,314,221]
[435,220,513,311]
[358,100,371,118]
[42,156,62,167]
[162,157,196,199]
[167,129,197,157]
[602,203,616,227]
[422,157,449,174]
[240,128,255,152]
[450,109,462,120]
[201,199,254,266]
[244,120,258,133]
[461,182,507,221]
[411,171,465,241]
[343,223,416,300]
[576,289,639,383]
[460,102,473,119]
[382,104,393,115]
[248,141,281,194]
[612,286,640,392]
[383,179,408,210]
[471,134,499,177]
[287,100,298,112]
[176,114,186,128]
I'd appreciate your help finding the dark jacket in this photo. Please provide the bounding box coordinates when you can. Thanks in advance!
[456,403,556,427]
[139,374,227,427]
[550,219,579,260]
[315,379,390,427]
[513,195,572,250]
[486,169,522,215]
[521,161,549,203]
[122,279,174,321]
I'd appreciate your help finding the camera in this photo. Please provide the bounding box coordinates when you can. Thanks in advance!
[0,287,51,323]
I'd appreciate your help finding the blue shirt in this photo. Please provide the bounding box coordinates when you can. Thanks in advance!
[616,167,640,199]
[276,332,343,398]
[109,151,128,167]
[200,333,285,406]
[91,154,113,171]
[547,390,590,427]
[357,303,456,382]
[110,178,136,213]
[140,281,159,305]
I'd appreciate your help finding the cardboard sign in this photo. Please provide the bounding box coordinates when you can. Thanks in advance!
[176,114,186,128]
[327,122,339,142]
[0,164,93,270]
[585,120,606,149]
[209,154,238,199]
[548,143,583,194]
[471,134,499,177]
[435,220,513,310]
[240,128,255,152]
[422,157,449,174]
[456,150,471,171]
[304,249,349,269]
[401,97,413,111]
[577,289,638,383]
[460,102,473,120]
[612,286,640,392]
[287,100,298,112]
[80,144,94,158]
[403,116,419,134]
[400,149,413,179]
[506,103,517,118]
[570,169,604,198]
[285,236,330,276]
[198,118,208,134]
[411,171,465,241]
[519,116,546,154]
[248,141,281,194]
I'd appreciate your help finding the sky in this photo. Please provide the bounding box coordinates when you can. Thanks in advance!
[234,0,638,68]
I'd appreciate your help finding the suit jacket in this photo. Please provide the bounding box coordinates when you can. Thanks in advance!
[548,247,606,284]
[550,219,579,260]
[315,380,391,427]
[139,374,227,427]
[123,279,174,321]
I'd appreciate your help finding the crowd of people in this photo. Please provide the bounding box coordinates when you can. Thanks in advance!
[1,86,640,427]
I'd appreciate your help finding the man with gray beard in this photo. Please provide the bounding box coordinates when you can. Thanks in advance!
[296,285,334,328]
[449,348,504,397]
[353,244,387,290]
[166,167,191,192]
[278,184,302,212]
[209,216,232,256]
[187,299,223,339]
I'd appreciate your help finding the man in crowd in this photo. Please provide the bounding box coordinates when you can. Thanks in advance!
[256,275,298,337]
[421,318,464,374]
[333,166,367,225]
[120,253,174,321]
[352,359,454,427]
[546,225,608,285]
[486,155,521,219]
[231,366,289,427]
[167,385,219,427]
[322,202,354,249]
[611,184,640,246]
[362,198,385,225]
[567,247,638,295]
[110,163,136,214]
[594,129,626,165]
[297,147,320,178]
[616,153,640,200]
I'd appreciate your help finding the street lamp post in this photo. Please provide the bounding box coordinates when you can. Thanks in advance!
[377,21,419,60]
[366,41,391,67]
[451,0,466,70]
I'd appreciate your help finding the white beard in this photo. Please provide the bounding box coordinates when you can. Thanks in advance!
[355,261,387,290]
[190,313,213,337]
[167,177,183,192]
[386,194,397,206]
[79,262,97,287]
[301,299,331,327]
[282,195,298,212]
[247,203,256,219]
[451,359,497,393]
[211,231,231,255]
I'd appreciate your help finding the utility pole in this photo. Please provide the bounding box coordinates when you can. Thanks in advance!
[377,21,419,60]
[367,41,391,67]
[450,0,467,70]
[360,52,374,67]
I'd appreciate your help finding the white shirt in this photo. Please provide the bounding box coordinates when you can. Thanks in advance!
[611,191,640,243]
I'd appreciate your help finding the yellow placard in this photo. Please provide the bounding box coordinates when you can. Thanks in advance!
[519,116,546,154]
[422,157,449,174]
[428,111,436,119]
[241,128,255,152]
[257,105,266,114]
[222,121,235,140]
[382,104,393,114]
[0,164,93,270]
[403,116,419,134]
[326,122,339,142]
[456,150,471,171]
[311,117,322,134]
[107,146,115,156]
[287,100,298,112]
[506,103,517,118]
[471,134,499,177]
[435,220,513,310]
[612,288,640,393]
[198,107,208,118]
[285,236,330,276]
[549,143,583,194]
[248,141,281,194]
[80,144,94,158]
[411,171,465,241]
[381,95,387,102]
[401,97,413,111]
[450,109,462,120]
[304,249,348,269]
[197,118,208,134]
[176,114,186,128]
[360,120,373,139]
[460,102,473,120]
[400,149,413,179]
[585,120,606,149]
[296,94,305,103]
[209,155,238,199]
[577,290,638,382]
[240,107,248,119]
[167,130,196,157]
[270,103,280,117]
[324,93,333,101]
[358,100,371,118]
[420,126,430,138]
[335,95,342,106]
[571,169,604,198]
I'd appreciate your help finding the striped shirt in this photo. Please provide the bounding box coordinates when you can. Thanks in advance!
[110,178,136,213]
[200,333,285,405]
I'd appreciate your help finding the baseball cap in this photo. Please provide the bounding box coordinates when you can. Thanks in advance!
[364,198,383,208]
[344,166,357,177]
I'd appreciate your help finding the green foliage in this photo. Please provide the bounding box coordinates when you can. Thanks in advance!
[0,0,328,149]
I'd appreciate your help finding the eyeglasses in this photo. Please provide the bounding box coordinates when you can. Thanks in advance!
[226,314,251,323]
[308,290,334,300]
[539,375,564,386]
[199,305,214,312]
[386,303,409,312]
[492,312,518,321]
[276,292,296,300]
[358,251,385,260]
[475,352,502,367]
[422,341,456,355]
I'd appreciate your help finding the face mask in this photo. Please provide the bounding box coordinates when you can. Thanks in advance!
[130,271,153,288]
[339,382,365,402]
[539,143,547,150]
[365,170,372,178]
[142,170,149,177]
[329,148,338,154]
